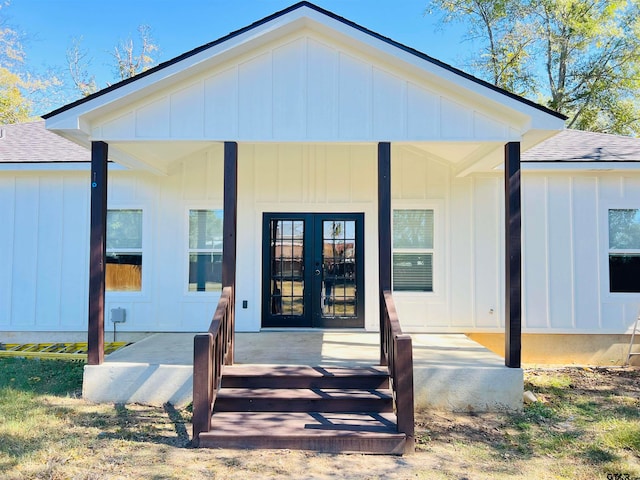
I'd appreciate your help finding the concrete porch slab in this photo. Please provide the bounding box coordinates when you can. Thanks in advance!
[82,332,523,411]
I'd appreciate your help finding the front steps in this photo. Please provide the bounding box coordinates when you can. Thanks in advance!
[196,365,408,454]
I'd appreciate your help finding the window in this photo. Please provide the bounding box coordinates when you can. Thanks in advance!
[392,209,434,292]
[106,209,143,292]
[188,209,223,292]
[609,209,640,293]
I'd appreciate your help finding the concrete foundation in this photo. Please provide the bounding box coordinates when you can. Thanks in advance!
[82,332,523,411]
[468,333,640,366]
[83,363,193,406]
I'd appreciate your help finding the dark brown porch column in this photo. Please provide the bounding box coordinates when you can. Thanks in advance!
[378,142,391,365]
[88,141,108,365]
[505,142,522,368]
[222,141,238,364]
[222,142,238,289]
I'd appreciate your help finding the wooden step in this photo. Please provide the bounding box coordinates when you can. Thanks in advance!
[214,387,393,413]
[221,365,390,389]
[198,412,406,454]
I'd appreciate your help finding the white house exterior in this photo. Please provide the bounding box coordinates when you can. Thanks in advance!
[2,3,638,364]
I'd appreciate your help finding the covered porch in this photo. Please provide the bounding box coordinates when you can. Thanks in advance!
[42,2,565,455]
[84,331,523,412]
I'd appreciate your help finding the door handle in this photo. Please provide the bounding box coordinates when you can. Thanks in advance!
[315,269,321,276]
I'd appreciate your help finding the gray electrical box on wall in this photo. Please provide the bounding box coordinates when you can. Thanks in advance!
[110,307,126,323]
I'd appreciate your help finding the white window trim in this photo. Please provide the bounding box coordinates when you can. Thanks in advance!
[391,201,445,300]
[105,206,147,297]
[603,205,640,300]
[184,206,224,297]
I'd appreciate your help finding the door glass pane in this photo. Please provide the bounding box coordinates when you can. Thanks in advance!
[270,220,304,316]
[322,220,357,318]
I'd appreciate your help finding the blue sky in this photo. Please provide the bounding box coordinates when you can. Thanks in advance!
[7,0,473,109]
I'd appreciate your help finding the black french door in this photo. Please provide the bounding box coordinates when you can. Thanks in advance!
[261,213,364,328]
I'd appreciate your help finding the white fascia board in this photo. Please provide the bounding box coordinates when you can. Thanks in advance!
[521,161,640,172]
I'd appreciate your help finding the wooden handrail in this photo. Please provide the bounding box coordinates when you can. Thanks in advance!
[380,290,414,453]
[192,286,235,444]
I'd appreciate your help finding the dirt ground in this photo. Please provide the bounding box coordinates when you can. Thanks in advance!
[3,366,640,480]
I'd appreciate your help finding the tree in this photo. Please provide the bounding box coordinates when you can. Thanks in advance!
[0,68,29,123]
[426,0,537,95]
[67,25,159,98]
[66,37,97,97]
[427,0,640,136]
[0,4,60,123]
[0,25,26,122]
[112,25,158,81]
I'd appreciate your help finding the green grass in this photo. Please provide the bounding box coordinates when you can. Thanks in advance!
[504,369,640,477]
[1,359,640,479]
[0,357,84,396]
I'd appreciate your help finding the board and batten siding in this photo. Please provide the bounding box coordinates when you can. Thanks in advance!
[3,148,638,334]
[89,32,517,144]
[0,145,225,333]
[234,143,380,331]
[391,146,506,332]
[389,162,640,334]
[0,173,90,331]
[522,171,640,334]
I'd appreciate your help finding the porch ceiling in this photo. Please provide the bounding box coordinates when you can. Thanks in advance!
[109,141,214,174]
[104,139,529,177]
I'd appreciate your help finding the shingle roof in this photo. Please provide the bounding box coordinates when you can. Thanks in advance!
[0,120,89,163]
[522,129,640,162]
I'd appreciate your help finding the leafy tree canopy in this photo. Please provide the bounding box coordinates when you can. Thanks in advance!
[0,4,61,123]
[67,25,159,98]
[427,0,640,136]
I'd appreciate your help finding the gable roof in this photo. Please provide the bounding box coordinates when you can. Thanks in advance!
[43,1,565,122]
[522,129,640,162]
[0,121,89,163]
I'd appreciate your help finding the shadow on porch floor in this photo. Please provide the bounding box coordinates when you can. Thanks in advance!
[83,332,523,412]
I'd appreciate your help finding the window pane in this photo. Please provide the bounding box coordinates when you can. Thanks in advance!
[393,253,433,292]
[189,210,223,250]
[609,254,640,293]
[609,209,640,250]
[188,253,222,292]
[393,210,434,249]
[107,210,142,250]
[106,253,142,291]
